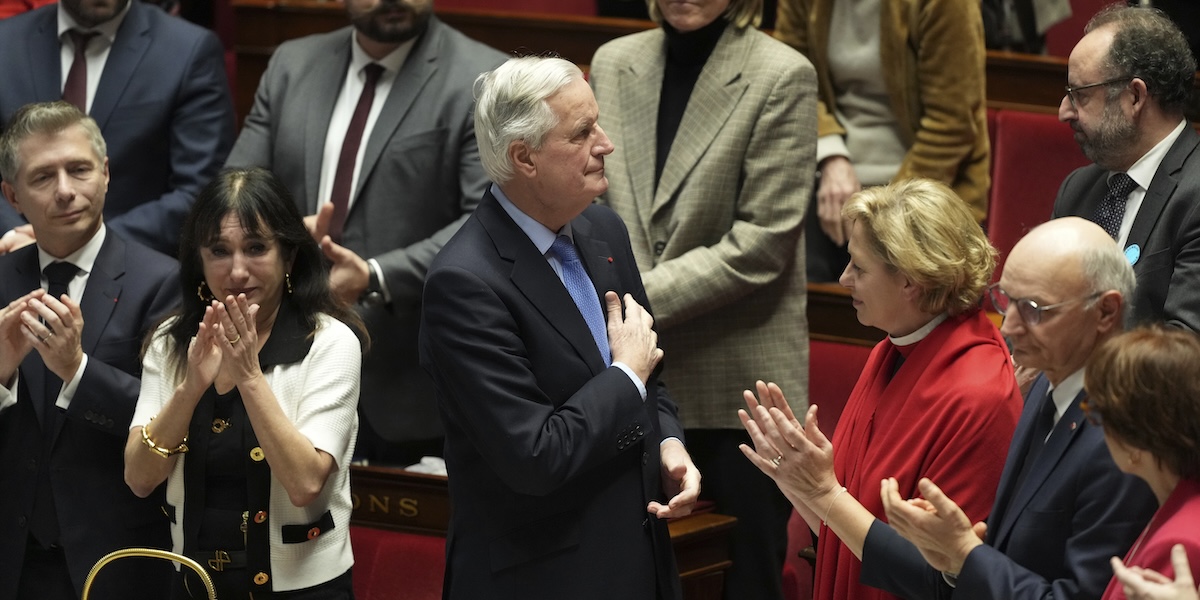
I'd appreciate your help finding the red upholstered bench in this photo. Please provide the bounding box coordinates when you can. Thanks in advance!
[986,109,1090,282]
[351,526,446,600]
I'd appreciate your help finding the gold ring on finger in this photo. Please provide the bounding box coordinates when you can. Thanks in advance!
[770,455,783,467]
[227,334,241,345]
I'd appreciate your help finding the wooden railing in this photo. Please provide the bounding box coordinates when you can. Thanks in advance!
[230,1,1082,122]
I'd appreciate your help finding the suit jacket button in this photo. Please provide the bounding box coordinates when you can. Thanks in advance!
[18,516,26,527]
[653,241,666,256]
[642,451,649,465]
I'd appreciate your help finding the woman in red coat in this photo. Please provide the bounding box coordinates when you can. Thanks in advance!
[740,178,1023,600]
[1084,326,1200,600]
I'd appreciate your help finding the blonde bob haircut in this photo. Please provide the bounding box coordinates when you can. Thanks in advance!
[842,178,997,316]
[646,0,763,30]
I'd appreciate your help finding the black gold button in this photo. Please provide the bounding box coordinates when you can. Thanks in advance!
[254,511,267,524]
[253,572,269,585]
[307,527,320,539]
[250,447,265,461]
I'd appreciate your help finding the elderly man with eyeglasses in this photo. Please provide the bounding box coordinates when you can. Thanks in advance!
[809,216,1158,600]
[1051,4,1200,332]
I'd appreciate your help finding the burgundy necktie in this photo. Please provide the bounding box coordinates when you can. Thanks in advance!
[328,63,384,243]
[62,30,98,112]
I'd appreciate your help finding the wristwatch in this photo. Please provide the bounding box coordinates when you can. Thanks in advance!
[360,266,385,308]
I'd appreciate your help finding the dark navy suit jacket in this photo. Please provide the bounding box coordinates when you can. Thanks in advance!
[0,0,234,255]
[0,232,179,598]
[419,192,683,600]
[860,374,1158,600]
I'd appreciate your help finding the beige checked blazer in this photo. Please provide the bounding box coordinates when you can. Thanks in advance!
[591,24,816,429]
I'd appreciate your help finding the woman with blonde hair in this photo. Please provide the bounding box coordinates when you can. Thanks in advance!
[741,178,1022,600]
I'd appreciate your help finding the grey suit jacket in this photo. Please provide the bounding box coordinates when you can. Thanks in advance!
[226,18,506,441]
[0,1,235,256]
[591,24,816,428]
[1052,126,1200,332]
[0,231,179,598]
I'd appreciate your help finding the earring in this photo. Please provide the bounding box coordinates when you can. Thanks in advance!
[197,281,215,303]
[285,273,293,295]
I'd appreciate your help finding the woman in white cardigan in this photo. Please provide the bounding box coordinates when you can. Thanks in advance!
[125,167,368,599]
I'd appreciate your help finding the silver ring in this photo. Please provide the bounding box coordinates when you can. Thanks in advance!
[770,455,783,467]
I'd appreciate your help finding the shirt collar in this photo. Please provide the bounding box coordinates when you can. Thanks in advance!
[1122,119,1189,191]
[58,0,130,45]
[491,183,573,254]
[349,28,417,77]
[257,298,314,368]
[38,223,105,275]
[889,312,949,347]
[1048,368,1085,423]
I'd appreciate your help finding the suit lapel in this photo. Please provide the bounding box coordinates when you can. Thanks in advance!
[617,31,665,235]
[478,195,607,373]
[30,10,62,101]
[90,1,150,129]
[993,384,1089,548]
[653,25,747,217]
[572,211,619,314]
[78,234,123,355]
[302,34,352,214]
[1125,128,1200,253]
[352,19,441,212]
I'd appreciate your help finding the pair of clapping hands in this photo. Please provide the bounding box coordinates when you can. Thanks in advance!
[184,295,263,393]
[738,381,1198,599]
[0,289,83,385]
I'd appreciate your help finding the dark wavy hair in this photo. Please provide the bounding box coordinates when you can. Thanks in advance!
[1087,5,1196,115]
[150,167,368,375]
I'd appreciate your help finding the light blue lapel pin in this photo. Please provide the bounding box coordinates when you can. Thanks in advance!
[1125,244,1140,266]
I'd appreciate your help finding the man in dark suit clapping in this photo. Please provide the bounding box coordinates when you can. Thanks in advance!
[0,102,178,600]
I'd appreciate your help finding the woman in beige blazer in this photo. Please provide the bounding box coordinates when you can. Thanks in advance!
[591,1,816,598]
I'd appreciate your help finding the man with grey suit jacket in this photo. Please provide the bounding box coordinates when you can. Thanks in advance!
[226,0,506,464]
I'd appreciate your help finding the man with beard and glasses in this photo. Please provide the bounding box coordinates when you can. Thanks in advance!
[0,0,235,257]
[226,0,505,466]
[1052,4,1200,331]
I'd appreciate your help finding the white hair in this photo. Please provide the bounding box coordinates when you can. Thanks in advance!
[473,56,583,184]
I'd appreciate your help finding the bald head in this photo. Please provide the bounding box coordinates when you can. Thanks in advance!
[999,217,1134,383]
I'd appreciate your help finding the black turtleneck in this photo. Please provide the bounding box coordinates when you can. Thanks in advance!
[656,17,728,185]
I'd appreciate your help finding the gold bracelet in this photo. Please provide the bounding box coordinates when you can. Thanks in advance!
[822,486,848,526]
[141,417,189,458]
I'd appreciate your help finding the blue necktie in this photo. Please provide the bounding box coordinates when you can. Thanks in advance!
[551,236,611,366]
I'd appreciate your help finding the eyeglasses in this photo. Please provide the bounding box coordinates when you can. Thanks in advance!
[1064,76,1132,109]
[987,284,1103,326]
[1079,397,1104,428]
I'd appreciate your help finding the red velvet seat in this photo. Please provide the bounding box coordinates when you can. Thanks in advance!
[351,526,446,600]
[986,109,1090,283]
